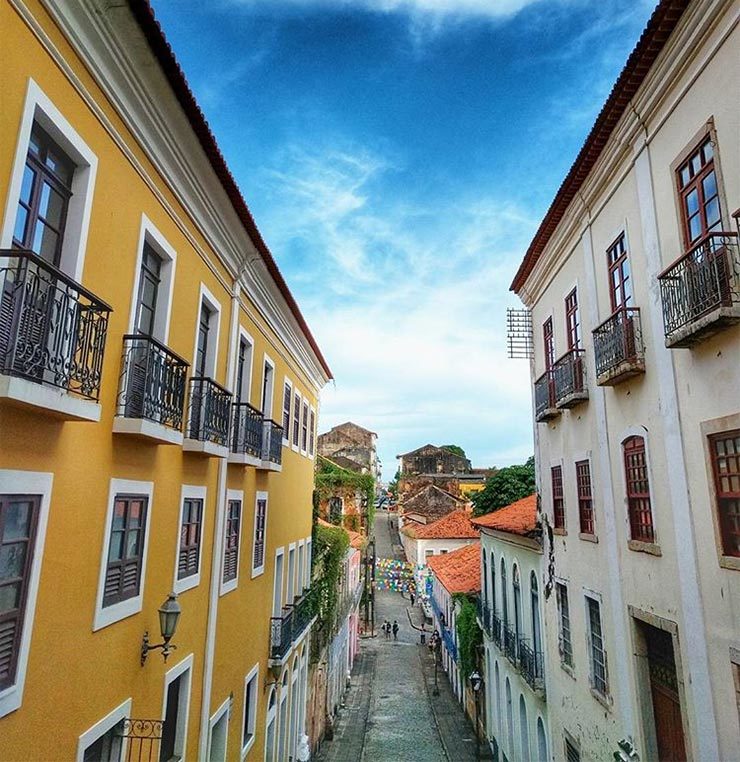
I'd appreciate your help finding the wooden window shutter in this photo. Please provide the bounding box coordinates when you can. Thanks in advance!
[103,495,148,607]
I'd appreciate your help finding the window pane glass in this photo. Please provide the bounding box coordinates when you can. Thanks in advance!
[38,182,65,229]
[20,165,35,204]
[0,582,21,612]
[13,205,29,245]
[45,149,73,186]
[705,197,720,228]
[688,214,702,242]
[690,153,702,175]
[31,220,59,262]
[112,501,127,530]
[108,531,124,562]
[0,544,26,579]
[126,529,140,558]
[685,188,699,216]
[702,140,713,161]
[4,501,32,541]
[679,165,690,187]
[702,171,717,201]
[129,501,143,527]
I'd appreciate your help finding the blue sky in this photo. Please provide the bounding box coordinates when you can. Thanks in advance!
[153,0,655,480]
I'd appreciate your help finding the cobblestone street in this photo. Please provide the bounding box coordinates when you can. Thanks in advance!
[316,512,482,762]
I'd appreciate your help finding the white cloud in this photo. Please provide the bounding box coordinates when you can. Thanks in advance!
[255,139,537,476]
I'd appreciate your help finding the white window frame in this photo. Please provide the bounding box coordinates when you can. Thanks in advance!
[305,538,312,589]
[76,697,132,762]
[1,78,97,281]
[241,663,260,758]
[281,378,292,446]
[190,283,222,378]
[309,405,317,458]
[93,478,154,631]
[297,540,305,593]
[300,399,309,456]
[161,653,194,762]
[0,469,53,719]
[273,547,285,616]
[251,490,268,578]
[207,697,231,762]
[287,543,297,603]
[232,326,255,404]
[173,485,207,595]
[220,489,244,596]
[261,353,276,420]
[583,590,609,700]
[127,213,178,343]
[292,389,302,452]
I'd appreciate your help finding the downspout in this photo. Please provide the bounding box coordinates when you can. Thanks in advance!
[197,266,245,759]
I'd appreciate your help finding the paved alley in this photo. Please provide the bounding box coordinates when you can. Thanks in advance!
[316,512,482,762]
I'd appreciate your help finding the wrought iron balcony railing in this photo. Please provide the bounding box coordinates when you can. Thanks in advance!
[658,232,740,347]
[270,606,294,661]
[592,307,645,386]
[186,377,232,446]
[0,249,111,401]
[231,401,263,459]
[117,335,189,430]
[476,596,491,637]
[261,418,284,465]
[442,624,458,663]
[292,588,316,640]
[519,638,546,696]
[503,624,518,665]
[552,348,588,408]
[534,370,559,422]
[491,613,502,648]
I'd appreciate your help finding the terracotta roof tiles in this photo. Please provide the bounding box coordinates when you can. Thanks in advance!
[427,543,481,595]
[404,510,479,540]
[470,494,538,537]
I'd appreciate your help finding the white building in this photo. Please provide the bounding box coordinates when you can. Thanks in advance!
[510,0,739,759]
[472,495,549,762]
[428,543,481,703]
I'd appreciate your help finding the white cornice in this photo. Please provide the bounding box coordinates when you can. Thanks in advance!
[28,0,329,389]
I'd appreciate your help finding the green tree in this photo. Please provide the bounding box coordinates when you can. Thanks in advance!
[387,469,400,499]
[442,444,466,458]
[471,456,535,517]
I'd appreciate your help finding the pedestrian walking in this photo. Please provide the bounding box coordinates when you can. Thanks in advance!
[392,620,399,640]
[383,620,391,640]
[410,591,415,607]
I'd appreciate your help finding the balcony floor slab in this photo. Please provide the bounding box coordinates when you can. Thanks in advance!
[0,375,101,422]
[183,439,229,458]
[112,416,184,445]
[596,360,645,387]
[556,391,589,409]
[665,304,740,348]
[258,461,282,472]
[228,452,262,467]
[535,407,560,423]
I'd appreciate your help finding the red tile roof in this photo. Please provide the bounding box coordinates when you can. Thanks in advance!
[427,543,481,595]
[404,510,479,540]
[510,0,691,293]
[317,518,365,549]
[470,494,538,536]
[127,1,332,379]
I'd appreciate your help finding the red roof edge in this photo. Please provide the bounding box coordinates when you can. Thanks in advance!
[510,0,691,294]
[126,1,333,380]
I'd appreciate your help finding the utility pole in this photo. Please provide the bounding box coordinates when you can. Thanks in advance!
[370,538,376,637]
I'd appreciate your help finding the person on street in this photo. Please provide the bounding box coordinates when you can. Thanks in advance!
[383,620,391,640]
[410,591,415,607]
[392,620,399,640]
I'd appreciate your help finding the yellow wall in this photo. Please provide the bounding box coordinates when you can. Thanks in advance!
[0,1,322,759]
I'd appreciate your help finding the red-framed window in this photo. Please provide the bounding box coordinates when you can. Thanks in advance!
[177,498,203,580]
[623,436,654,543]
[676,136,722,247]
[0,495,40,691]
[565,289,580,350]
[223,499,241,583]
[709,430,740,557]
[576,460,594,535]
[607,234,632,312]
[552,466,565,530]
[543,317,555,370]
[103,495,148,607]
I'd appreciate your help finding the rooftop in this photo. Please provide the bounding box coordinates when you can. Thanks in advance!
[316,518,365,550]
[470,494,538,537]
[402,510,479,540]
[427,543,481,595]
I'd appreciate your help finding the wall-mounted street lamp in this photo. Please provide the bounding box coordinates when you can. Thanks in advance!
[141,593,181,665]
[469,669,483,760]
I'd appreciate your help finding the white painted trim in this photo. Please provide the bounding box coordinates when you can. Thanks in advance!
[207,697,231,762]
[111,416,184,445]
[233,325,255,404]
[291,390,302,452]
[0,469,53,719]
[300,398,309,457]
[0,78,97,282]
[191,282,223,378]
[241,663,260,759]
[273,547,285,616]
[173,485,207,595]
[161,653,194,762]
[0,375,101,422]
[287,543,297,603]
[93,479,154,631]
[220,489,244,596]
[76,697,132,762]
[251,491,268,579]
[309,405,317,459]
[297,540,305,592]
[281,377,293,446]
[261,353,276,420]
[127,213,178,342]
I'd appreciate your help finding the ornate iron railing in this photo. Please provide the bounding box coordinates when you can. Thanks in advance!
[519,639,545,694]
[293,588,316,639]
[491,613,502,648]
[658,232,740,342]
[231,401,263,458]
[117,334,189,430]
[0,249,111,400]
[270,606,295,661]
[476,596,491,636]
[261,418,283,464]
[552,348,587,406]
[442,624,458,662]
[117,718,163,762]
[592,307,644,381]
[186,376,232,445]
[503,624,518,665]
[534,370,557,420]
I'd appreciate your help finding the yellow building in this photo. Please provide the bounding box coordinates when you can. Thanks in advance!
[0,1,331,760]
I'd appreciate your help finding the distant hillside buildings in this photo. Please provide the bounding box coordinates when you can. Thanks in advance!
[318,421,379,479]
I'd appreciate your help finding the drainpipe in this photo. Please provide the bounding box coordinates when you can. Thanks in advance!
[197,269,244,759]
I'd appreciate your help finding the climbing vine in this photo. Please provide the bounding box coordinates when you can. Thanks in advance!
[315,457,376,529]
[311,522,350,640]
[454,594,483,680]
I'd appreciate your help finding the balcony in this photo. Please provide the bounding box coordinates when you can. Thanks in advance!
[113,334,189,444]
[552,348,588,409]
[476,596,491,637]
[183,377,232,457]
[229,401,263,466]
[441,625,458,663]
[502,624,518,666]
[259,418,283,471]
[0,249,111,421]
[592,307,645,386]
[519,639,546,697]
[658,232,740,348]
[270,589,315,664]
[491,613,502,649]
[534,371,559,422]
